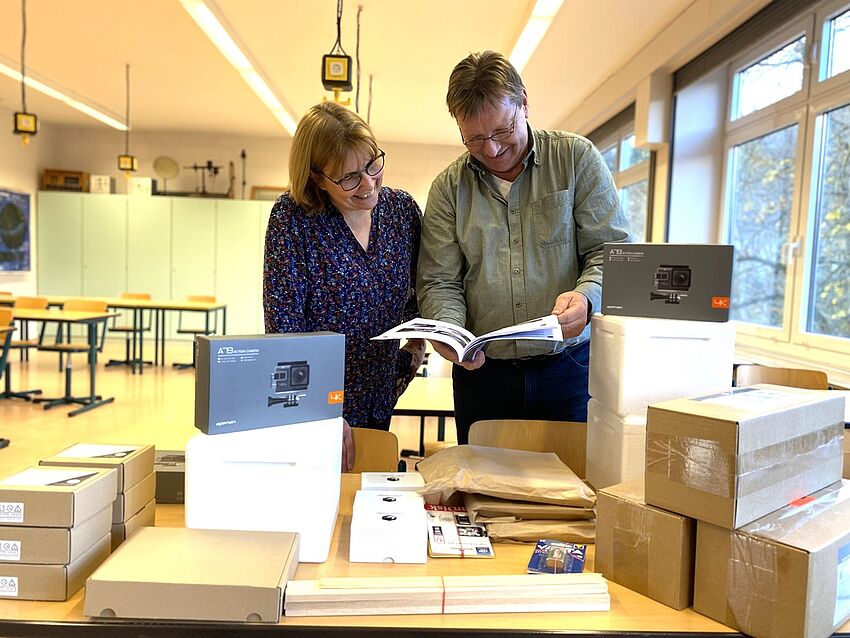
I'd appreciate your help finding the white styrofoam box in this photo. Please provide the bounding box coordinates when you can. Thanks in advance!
[350,490,427,564]
[184,418,342,563]
[585,398,647,490]
[361,472,424,491]
[588,314,735,419]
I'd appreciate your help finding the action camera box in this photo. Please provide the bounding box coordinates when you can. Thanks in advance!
[194,332,344,435]
[601,243,734,321]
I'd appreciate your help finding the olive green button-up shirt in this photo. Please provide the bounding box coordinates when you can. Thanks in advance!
[417,127,630,359]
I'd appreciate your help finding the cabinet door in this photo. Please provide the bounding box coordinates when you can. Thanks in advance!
[82,194,127,296]
[37,191,83,295]
[127,196,172,299]
[171,199,216,338]
[215,200,263,335]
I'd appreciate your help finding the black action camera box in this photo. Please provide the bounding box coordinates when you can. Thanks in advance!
[194,332,345,435]
[601,243,734,322]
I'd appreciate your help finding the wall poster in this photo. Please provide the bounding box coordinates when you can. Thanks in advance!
[0,188,30,272]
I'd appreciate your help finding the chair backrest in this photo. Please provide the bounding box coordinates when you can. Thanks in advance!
[735,364,829,390]
[14,296,49,310]
[0,308,11,328]
[64,299,108,313]
[187,294,216,303]
[121,292,152,300]
[348,428,400,473]
[468,419,587,479]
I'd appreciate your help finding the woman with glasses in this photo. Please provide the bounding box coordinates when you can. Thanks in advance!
[263,102,424,470]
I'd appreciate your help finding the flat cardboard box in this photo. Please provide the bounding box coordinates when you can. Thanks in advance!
[645,385,844,528]
[112,472,155,524]
[39,443,155,492]
[0,466,118,528]
[361,472,425,491]
[110,499,155,551]
[0,533,110,601]
[596,479,695,610]
[694,480,850,638]
[85,527,299,622]
[350,490,427,564]
[601,243,733,321]
[195,333,344,435]
[0,505,111,565]
[154,449,185,504]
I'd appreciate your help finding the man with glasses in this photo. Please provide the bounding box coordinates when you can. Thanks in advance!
[417,51,630,445]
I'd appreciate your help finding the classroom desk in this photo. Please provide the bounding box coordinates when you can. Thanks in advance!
[11,308,116,417]
[0,472,804,637]
[394,376,454,456]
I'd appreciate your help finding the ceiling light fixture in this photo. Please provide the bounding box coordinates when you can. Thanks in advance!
[117,64,137,173]
[180,0,297,136]
[321,0,353,105]
[509,0,564,73]
[0,57,127,131]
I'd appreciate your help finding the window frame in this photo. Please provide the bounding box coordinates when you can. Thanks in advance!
[814,0,850,93]
[596,125,653,241]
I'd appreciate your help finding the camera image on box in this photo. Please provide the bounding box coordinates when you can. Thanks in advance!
[651,264,691,304]
[269,360,310,408]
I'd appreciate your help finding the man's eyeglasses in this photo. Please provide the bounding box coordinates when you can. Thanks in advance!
[320,150,385,192]
[460,106,519,149]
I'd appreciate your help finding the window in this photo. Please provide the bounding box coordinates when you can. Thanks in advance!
[597,129,652,241]
[716,2,850,363]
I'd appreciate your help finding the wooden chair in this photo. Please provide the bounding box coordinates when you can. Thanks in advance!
[173,294,217,369]
[106,292,153,368]
[468,419,587,479]
[1,297,47,400]
[348,428,400,473]
[35,300,109,407]
[735,364,829,390]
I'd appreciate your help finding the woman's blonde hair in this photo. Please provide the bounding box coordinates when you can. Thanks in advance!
[289,102,379,215]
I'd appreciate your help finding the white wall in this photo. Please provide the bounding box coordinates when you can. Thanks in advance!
[46,126,462,211]
[0,104,57,294]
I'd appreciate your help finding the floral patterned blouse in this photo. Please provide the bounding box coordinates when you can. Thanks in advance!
[263,187,422,428]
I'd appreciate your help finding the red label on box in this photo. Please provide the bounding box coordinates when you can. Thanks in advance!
[711,296,730,309]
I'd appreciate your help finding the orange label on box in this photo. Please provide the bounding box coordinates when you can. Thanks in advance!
[711,296,730,309]
[327,390,344,404]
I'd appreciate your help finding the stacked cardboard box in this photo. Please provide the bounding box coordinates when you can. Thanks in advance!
[39,444,156,551]
[0,466,116,600]
[586,314,735,489]
[349,490,427,563]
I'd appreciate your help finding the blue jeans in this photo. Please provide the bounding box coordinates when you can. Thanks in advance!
[452,340,591,445]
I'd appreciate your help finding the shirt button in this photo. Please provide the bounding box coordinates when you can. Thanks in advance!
[514,268,521,274]
[515,302,522,307]
[511,209,518,215]
[513,239,519,244]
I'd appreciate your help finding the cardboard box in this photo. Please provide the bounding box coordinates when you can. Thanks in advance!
[112,472,155,524]
[0,467,117,528]
[110,499,155,551]
[185,419,341,563]
[85,527,299,622]
[585,398,646,490]
[601,243,733,321]
[0,533,110,601]
[154,450,185,504]
[350,490,427,564]
[361,472,425,491]
[596,480,695,610]
[646,385,845,528]
[588,314,735,419]
[694,480,850,638]
[39,443,155,492]
[0,505,111,565]
[194,333,344,435]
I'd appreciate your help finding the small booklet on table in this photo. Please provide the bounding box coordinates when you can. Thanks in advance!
[424,504,494,558]
[372,315,562,363]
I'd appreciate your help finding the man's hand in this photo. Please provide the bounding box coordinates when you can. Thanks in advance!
[430,340,485,370]
[551,291,589,339]
[341,418,355,472]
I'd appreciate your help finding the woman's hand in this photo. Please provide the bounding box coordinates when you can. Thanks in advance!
[401,338,427,377]
[341,418,355,472]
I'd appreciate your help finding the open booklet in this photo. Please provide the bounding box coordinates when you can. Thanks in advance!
[372,315,563,363]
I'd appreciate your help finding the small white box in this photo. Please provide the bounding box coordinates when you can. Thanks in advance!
[184,419,341,563]
[89,175,115,194]
[588,314,735,420]
[361,472,424,491]
[350,490,427,564]
[586,398,646,490]
[128,176,155,196]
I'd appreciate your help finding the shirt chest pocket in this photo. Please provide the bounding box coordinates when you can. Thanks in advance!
[531,190,574,248]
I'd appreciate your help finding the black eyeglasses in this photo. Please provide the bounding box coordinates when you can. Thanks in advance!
[460,106,519,149]
[320,150,385,192]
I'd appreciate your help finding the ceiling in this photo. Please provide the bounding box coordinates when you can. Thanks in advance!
[0,0,695,146]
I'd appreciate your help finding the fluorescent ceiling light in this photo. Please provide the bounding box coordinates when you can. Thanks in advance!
[0,58,127,130]
[180,0,297,135]
[509,0,564,73]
